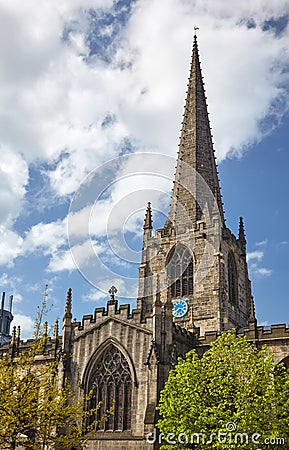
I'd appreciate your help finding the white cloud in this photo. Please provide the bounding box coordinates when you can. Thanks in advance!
[247,251,264,261]
[248,249,272,278]
[82,277,136,303]
[255,267,272,276]
[256,239,268,247]
[82,287,108,303]
[47,240,94,272]
[0,148,28,226]
[250,264,272,277]
[11,313,34,341]
[0,227,23,265]
[22,219,67,256]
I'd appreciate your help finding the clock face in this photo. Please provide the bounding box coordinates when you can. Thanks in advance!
[172,298,189,318]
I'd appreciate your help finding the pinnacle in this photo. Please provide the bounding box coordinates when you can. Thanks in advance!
[238,216,246,241]
[143,202,153,230]
[63,288,72,321]
[249,296,257,324]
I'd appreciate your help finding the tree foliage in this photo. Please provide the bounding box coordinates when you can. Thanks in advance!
[157,330,289,449]
[0,303,108,449]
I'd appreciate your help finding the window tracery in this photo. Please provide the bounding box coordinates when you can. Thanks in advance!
[88,345,132,431]
[167,244,193,298]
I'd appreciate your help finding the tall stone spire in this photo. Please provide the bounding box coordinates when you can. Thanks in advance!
[165,34,224,229]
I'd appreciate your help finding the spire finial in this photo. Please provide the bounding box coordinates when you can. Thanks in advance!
[143,202,153,230]
[194,26,199,44]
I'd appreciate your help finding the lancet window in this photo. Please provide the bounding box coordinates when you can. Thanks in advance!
[167,244,193,298]
[228,251,238,305]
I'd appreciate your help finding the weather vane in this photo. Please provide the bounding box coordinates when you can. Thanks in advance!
[194,25,199,33]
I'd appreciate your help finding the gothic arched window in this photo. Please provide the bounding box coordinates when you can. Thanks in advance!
[228,252,238,305]
[167,244,193,298]
[88,345,132,431]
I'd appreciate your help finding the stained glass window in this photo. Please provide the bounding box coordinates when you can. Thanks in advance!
[88,345,132,431]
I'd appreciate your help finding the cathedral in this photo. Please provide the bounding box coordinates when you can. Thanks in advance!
[1,34,289,450]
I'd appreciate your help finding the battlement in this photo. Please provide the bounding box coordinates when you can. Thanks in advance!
[73,299,148,332]
[190,323,289,359]
[244,323,289,341]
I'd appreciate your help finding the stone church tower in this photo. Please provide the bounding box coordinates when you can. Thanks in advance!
[1,34,289,450]
[137,34,253,337]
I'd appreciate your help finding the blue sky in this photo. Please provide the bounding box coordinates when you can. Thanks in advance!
[0,0,289,338]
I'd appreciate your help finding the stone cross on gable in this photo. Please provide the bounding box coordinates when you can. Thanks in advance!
[108,286,117,301]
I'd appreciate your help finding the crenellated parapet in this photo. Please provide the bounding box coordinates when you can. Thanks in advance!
[187,323,289,363]
[72,300,149,335]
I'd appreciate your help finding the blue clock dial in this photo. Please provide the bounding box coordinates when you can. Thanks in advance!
[172,298,189,318]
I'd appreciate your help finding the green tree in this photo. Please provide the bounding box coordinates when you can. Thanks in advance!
[0,303,109,449]
[157,330,289,449]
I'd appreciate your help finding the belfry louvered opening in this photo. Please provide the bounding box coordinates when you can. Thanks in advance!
[167,244,193,298]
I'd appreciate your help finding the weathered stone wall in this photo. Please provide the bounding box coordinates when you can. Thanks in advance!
[220,227,252,331]
[138,216,253,337]
[71,301,157,445]
[85,437,152,449]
